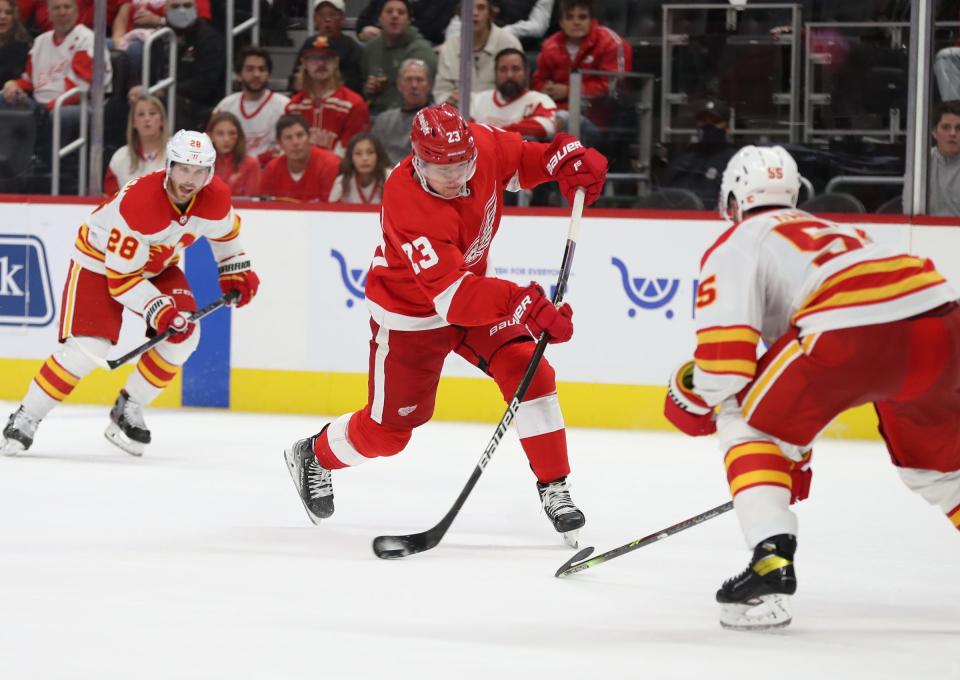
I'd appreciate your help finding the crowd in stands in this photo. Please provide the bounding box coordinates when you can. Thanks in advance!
[0,0,951,212]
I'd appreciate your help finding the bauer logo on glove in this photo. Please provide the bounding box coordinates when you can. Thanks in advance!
[664,360,717,436]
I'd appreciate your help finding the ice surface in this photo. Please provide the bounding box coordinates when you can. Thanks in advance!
[0,402,957,680]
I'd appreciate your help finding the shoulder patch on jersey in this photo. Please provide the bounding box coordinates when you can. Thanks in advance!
[118,171,176,235]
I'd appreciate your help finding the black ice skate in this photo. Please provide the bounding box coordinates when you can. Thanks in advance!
[104,390,151,456]
[284,434,334,524]
[537,477,586,548]
[1,406,42,456]
[716,534,797,631]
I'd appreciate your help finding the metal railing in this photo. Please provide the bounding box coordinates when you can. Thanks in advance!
[51,87,88,196]
[569,70,655,193]
[661,3,802,143]
[824,175,904,194]
[804,22,909,143]
[143,26,178,131]
[226,0,260,96]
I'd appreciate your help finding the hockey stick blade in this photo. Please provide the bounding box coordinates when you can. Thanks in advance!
[554,501,734,578]
[372,189,586,560]
[105,290,240,369]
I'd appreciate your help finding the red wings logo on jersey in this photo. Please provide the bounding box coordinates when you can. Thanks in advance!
[462,184,498,266]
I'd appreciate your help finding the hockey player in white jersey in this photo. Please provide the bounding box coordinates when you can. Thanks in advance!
[663,146,960,630]
[1,131,260,457]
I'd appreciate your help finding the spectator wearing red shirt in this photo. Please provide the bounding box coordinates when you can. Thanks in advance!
[259,114,340,202]
[208,111,261,197]
[532,0,631,111]
[286,34,369,158]
[17,0,206,31]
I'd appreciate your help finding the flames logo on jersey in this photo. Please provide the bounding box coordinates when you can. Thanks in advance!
[330,248,367,308]
[611,257,681,319]
[462,184,498,266]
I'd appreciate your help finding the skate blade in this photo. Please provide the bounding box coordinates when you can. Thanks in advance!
[561,529,580,549]
[0,438,25,456]
[283,446,323,526]
[719,593,792,632]
[104,423,145,457]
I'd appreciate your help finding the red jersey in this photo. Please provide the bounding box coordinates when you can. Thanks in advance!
[532,20,632,109]
[214,154,261,197]
[285,85,370,156]
[258,147,340,202]
[365,124,552,331]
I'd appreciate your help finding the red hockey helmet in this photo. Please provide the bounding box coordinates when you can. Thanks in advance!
[411,104,476,164]
[410,104,477,198]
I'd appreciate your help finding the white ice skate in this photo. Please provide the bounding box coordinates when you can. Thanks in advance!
[719,593,793,631]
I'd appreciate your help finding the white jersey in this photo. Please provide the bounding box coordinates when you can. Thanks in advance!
[328,168,391,205]
[106,145,165,190]
[73,171,244,315]
[19,24,112,105]
[214,90,290,160]
[693,207,957,406]
[470,88,557,139]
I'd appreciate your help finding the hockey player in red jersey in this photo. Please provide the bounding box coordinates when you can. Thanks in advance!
[663,145,960,630]
[0,130,260,457]
[283,103,607,545]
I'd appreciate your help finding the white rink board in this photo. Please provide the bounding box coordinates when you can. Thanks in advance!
[3,200,960,386]
[229,208,920,385]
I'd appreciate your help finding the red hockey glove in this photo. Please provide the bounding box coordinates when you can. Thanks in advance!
[664,361,717,436]
[510,283,573,344]
[144,295,195,344]
[789,450,812,504]
[217,254,260,307]
[544,133,608,206]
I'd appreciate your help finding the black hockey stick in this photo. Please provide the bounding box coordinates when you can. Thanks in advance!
[554,500,734,578]
[108,290,240,368]
[78,290,240,370]
[372,188,586,559]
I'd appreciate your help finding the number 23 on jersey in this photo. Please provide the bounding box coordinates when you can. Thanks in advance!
[401,236,439,274]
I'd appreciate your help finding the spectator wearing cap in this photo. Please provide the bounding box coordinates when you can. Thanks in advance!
[214,46,290,165]
[259,114,340,202]
[361,0,437,115]
[370,57,431,164]
[471,47,556,141]
[355,0,458,46]
[658,98,738,211]
[291,0,363,95]
[532,0,631,112]
[286,34,369,157]
[433,0,521,108]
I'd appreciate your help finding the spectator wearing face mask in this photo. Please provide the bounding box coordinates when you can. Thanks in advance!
[129,0,224,131]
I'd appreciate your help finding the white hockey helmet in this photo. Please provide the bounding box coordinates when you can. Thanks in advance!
[164,129,216,189]
[718,145,800,221]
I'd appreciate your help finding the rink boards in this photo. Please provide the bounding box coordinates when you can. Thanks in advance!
[2,196,959,438]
